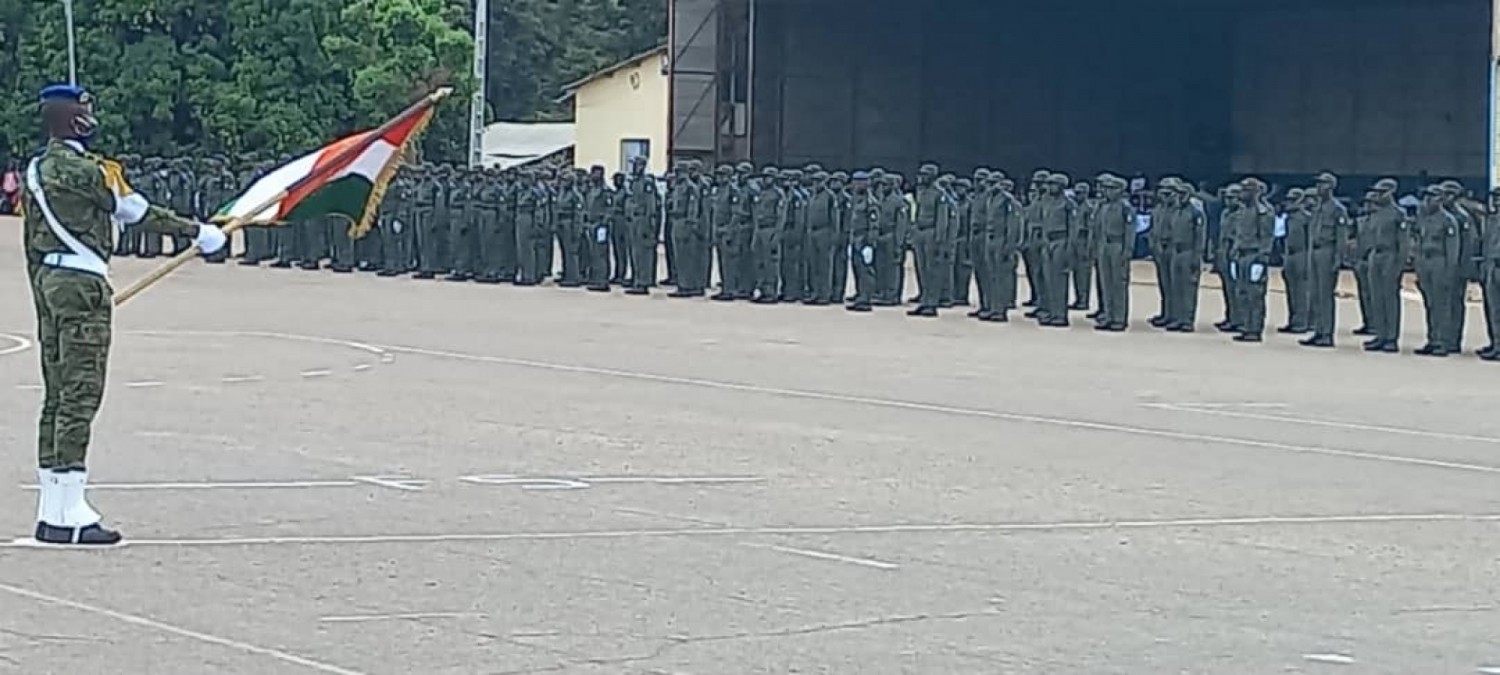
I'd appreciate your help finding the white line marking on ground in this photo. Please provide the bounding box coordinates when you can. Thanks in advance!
[350,475,428,492]
[1477,666,1500,674]
[613,507,726,527]
[1147,403,1500,445]
[2,513,1491,550]
[372,341,1500,476]
[0,582,367,675]
[750,543,900,570]
[124,380,165,388]
[221,375,265,384]
[18,480,361,491]
[1302,653,1356,665]
[0,333,32,356]
[126,329,391,360]
[318,612,478,624]
[300,369,333,378]
[1161,401,1289,410]
[351,364,372,372]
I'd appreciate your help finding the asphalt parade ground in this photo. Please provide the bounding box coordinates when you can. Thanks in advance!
[0,223,1497,674]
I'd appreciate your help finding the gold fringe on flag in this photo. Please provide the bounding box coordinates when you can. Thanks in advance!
[348,105,437,239]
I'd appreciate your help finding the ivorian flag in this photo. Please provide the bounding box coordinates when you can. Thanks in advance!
[213,97,438,237]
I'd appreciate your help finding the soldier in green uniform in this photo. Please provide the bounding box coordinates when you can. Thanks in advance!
[1093,174,1135,331]
[580,165,612,291]
[803,170,837,305]
[1030,172,1075,326]
[1278,188,1311,334]
[1359,179,1407,352]
[471,167,502,282]
[1169,179,1208,332]
[949,174,978,307]
[1069,179,1097,311]
[1211,184,1239,333]
[668,160,709,297]
[550,169,585,286]
[625,158,661,294]
[1415,185,1461,356]
[442,167,474,281]
[1148,180,1175,328]
[198,158,231,263]
[414,165,449,279]
[1479,187,1500,361]
[844,171,878,312]
[1301,172,1349,348]
[828,171,851,302]
[1440,180,1480,353]
[238,162,271,265]
[871,170,901,305]
[709,165,738,300]
[1021,169,1049,309]
[778,169,809,302]
[22,84,227,545]
[962,170,992,314]
[750,166,784,302]
[513,169,542,285]
[1226,177,1274,341]
[167,158,196,255]
[140,159,172,258]
[910,164,941,312]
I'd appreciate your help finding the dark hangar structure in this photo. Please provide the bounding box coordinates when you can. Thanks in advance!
[669,0,1496,186]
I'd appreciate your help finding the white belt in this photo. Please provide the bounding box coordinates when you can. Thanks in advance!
[41,252,109,278]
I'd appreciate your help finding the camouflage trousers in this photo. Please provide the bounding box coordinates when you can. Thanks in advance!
[30,267,112,470]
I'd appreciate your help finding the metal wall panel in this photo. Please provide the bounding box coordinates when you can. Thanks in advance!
[670,0,721,156]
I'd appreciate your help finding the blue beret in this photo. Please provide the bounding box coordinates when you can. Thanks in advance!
[39,83,89,104]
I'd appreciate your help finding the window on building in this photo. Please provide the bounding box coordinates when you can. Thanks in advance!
[621,139,650,171]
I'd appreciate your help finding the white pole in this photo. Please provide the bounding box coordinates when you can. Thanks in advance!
[63,0,78,85]
[468,0,488,169]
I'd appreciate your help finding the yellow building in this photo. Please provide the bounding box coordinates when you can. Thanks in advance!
[562,45,670,176]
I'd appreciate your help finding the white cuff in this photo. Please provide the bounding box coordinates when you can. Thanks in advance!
[114,193,150,226]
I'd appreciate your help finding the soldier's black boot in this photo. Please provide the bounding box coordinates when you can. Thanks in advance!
[331,265,354,274]
[587,283,612,292]
[1478,344,1497,358]
[298,261,320,271]
[1232,332,1262,342]
[34,522,121,546]
[238,258,260,266]
[444,271,471,282]
[711,291,736,301]
[33,470,122,547]
[1168,322,1195,333]
[1352,325,1375,336]
[1480,349,1499,361]
[413,271,436,280]
[376,268,401,277]
[1149,315,1169,328]
[625,287,649,296]
[1415,343,1449,357]
[269,260,292,269]
[907,305,938,317]
[1299,334,1334,348]
[1277,324,1309,334]
[1215,321,1240,333]
[668,288,695,298]
[846,301,872,312]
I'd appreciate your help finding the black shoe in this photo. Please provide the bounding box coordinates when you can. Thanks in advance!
[1086,310,1102,320]
[1276,325,1309,334]
[269,261,292,269]
[474,275,501,284]
[982,312,1009,323]
[752,296,778,304]
[1375,341,1399,353]
[1024,309,1042,319]
[1216,322,1242,334]
[846,302,873,312]
[802,299,829,306]
[668,290,694,298]
[1103,323,1127,332]
[907,295,922,304]
[661,278,677,287]
[331,266,354,274]
[937,300,954,309]
[558,280,582,288]
[237,259,260,266]
[711,292,736,301]
[1299,334,1334,348]
[1233,333,1262,342]
[376,269,401,277]
[1481,351,1500,362]
[625,287,649,296]
[586,284,611,292]
[1362,340,1386,352]
[974,310,993,320]
[907,306,938,317]
[1168,322,1195,333]
[514,279,538,287]
[872,299,898,307]
[298,262,320,271]
[1068,302,1088,311]
[413,271,436,280]
[34,522,122,546]
[1149,316,1169,328]
[1476,345,1496,357]
[1414,344,1449,357]
[1352,326,1375,336]
[1041,318,1070,328]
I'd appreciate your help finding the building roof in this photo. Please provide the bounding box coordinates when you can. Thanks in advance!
[559,44,668,100]
[481,121,576,170]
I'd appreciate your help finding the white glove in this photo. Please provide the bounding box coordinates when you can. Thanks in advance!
[860,245,874,265]
[194,223,227,255]
[595,226,608,243]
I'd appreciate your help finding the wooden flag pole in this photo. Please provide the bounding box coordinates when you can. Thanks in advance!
[112,87,453,307]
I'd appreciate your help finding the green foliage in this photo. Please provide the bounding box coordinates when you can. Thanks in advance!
[0,0,665,166]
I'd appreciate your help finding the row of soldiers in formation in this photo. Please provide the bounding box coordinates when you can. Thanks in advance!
[119,157,1500,360]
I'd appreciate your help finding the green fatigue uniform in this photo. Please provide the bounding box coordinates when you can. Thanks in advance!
[844,174,879,310]
[1360,185,1408,350]
[1303,174,1350,346]
[1227,184,1275,339]
[1070,185,1098,310]
[493,176,520,282]
[1279,191,1311,333]
[829,173,851,302]
[1148,186,1174,326]
[949,180,975,306]
[514,175,543,285]
[538,173,557,280]
[23,137,209,545]
[609,173,632,284]
[910,169,941,311]
[1480,199,1500,359]
[441,171,475,280]
[414,169,448,279]
[750,169,785,301]
[471,171,504,282]
[874,176,907,305]
[1212,193,1237,330]
[990,180,1026,319]
[1093,176,1136,330]
[779,172,810,301]
[1031,174,1076,325]
[1021,172,1048,307]
[141,165,172,257]
[238,166,272,264]
[167,161,196,254]
[326,215,357,272]
[379,171,416,276]
[804,174,838,304]
[552,175,586,286]
[1168,190,1208,330]
[626,172,661,293]
[581,172,612,290]
[668,166,709,296]
[709,169,740,299]
[1414,189,1461,355]
[1441,182,1481,352]
[970,179,1001,320]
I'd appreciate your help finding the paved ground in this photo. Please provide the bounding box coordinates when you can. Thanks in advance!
[0,220,1497,674]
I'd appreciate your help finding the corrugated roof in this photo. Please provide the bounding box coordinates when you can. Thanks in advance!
[480,121,576,170]
[559,44,668,98]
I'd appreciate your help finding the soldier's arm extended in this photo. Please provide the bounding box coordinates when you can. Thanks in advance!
[49,154,199,238]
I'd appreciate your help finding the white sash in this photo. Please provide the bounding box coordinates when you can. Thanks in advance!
[25,158,109,279]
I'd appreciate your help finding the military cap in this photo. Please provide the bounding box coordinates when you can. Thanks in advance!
[735,162,754,174]
[1030,169,1050,181]
[1421,184,1444,196]
[1221,182,1243,194]
[1239,176,1266,192]
[956,178,973,189]
[1372,178,1398,192]
[1314,171,1338,185]
[919,163,940,175]
[811,170,829,181]
[38,83,91,106]
[803,163,823,173]
[1284,187,1304,199]
[831,170,849,181]
[868,167,887,179]
[784,168,803,178]
[998,177,1016,189]
[1046,172,1070,186]
[851,170,870,181]
[973,168,992,180]
[1098,175,1126,189]
[761,166,780,177]
[1439,179,1464,194]
[715,164,732,174]
[935,174,954,185]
